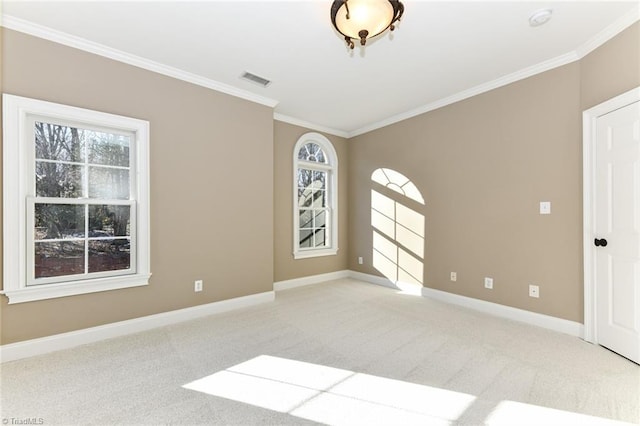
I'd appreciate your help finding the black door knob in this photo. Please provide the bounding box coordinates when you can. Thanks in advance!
[594,238,608,247]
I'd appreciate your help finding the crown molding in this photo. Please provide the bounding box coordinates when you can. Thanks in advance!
[0,15,279,109]
[348,4,640,138]
[274,113,350,139]
[348,50,579,137]
[3,5,638,139]
[575,3,640,59]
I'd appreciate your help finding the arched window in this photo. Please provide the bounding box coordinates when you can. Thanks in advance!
[293,133,338,259]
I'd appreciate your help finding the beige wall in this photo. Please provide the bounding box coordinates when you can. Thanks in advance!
[581,23,640,110]
[0,29,274,344]
[0,20,637,344]
[349,63,583,321]
[273,121,349,282]
[348,22,640,323]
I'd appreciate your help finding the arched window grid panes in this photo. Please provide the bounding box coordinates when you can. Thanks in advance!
[293,133,338,259]
[297,142,327,164]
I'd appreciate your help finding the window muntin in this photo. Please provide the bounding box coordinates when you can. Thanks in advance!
[29,117,136,286]
[2,94,150,304]
[293,134,338,259]
[298,167,328,249]
[298,142,327,163]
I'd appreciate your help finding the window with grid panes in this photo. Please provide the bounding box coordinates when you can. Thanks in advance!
[293,133,338,259]
[2,94,150,304]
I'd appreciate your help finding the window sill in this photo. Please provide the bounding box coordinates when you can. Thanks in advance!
[293,248,339,260]
[1,273,151,304]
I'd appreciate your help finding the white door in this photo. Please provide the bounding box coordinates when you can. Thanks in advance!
[593,99,640,364]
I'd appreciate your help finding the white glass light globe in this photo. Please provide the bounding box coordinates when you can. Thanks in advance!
[334,0,394,40]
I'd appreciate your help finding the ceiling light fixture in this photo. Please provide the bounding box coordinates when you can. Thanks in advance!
[330,0,404,49]
[529,9,553,27]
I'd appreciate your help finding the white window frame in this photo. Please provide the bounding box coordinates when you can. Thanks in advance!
[2,94,151,304]
[293,132,338,259]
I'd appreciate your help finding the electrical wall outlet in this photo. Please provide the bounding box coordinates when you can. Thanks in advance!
[450,272,457,282]
[529,284,540,298]
[358,256,363,265]
[484,277,493,289]
[194,280,203,292]
[539,201,551,214]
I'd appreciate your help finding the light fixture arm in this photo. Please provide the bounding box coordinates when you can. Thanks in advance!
[358,30,369,46]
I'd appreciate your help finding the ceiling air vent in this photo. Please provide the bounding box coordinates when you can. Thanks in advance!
[241,71,271,88]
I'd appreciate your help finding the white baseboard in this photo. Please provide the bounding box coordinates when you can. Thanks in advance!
[348,270,397,288]
[1,270,585,363]
[274,270,350,291]
[350,271,584,338]
[0,291,275,363]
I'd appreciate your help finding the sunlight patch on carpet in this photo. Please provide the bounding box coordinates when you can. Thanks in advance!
[183,355,475,425]
[486,400,636,426]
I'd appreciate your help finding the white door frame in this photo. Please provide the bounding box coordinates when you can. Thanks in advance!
[583,86,640,344]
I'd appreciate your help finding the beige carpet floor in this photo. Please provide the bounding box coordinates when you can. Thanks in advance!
[1,278,638,425]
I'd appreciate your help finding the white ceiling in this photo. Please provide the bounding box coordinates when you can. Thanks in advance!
[2,1,639,137]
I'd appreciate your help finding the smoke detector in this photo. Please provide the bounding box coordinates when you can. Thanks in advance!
[529,9,553,27]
